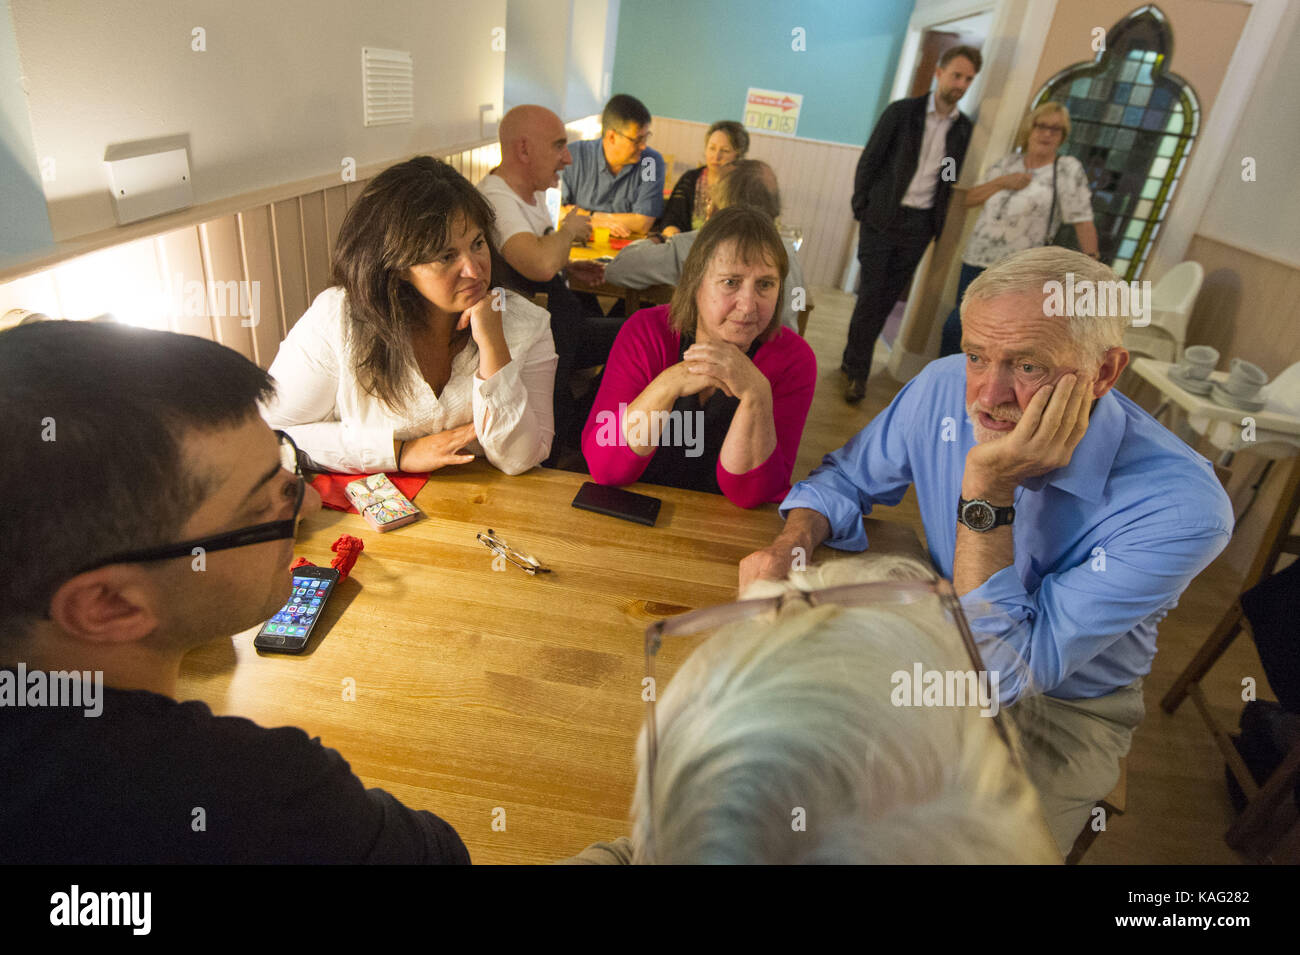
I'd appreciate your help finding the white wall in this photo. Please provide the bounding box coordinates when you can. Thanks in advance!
[564,0,618,121]
[10,0,507,241]
[503,0,617,122]
[504,0,569,115]
[1195,0,1300,267]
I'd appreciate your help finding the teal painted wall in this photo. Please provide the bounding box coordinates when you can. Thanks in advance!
[610,0,915,146]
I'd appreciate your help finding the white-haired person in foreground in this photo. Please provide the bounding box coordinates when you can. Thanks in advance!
[740,246,1234,855]
[563,554,1059,864]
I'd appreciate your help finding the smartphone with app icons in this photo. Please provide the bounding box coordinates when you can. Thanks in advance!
[253,566,341,654]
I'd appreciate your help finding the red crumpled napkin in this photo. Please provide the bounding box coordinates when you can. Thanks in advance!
[309,471,429,514]
[292,534,365,580]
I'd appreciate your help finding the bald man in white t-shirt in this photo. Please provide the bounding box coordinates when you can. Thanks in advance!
[479,105,595,282]
[478,105,623,465]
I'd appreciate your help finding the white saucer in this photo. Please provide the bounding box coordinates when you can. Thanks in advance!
[1210,383,1266,412]
[1168,366,1213,395]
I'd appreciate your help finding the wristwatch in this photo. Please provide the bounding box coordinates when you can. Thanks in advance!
[958,497,1015,533]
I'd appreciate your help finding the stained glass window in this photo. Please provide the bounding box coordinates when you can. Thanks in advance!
[1034,4,1198,280]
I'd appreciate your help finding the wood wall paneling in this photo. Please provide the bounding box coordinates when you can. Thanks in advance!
[271,198,310,333]
[0,269,61,320]
[197,216,256,363]
[1184,234,1300,378]
[323,185,349,262]
[236,206,286,370]
[344,179,371,209]
[154,227,213,339]
[299,191,332,306]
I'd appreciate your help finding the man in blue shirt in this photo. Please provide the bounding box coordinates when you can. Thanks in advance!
[561,93,665,237]
[740,246,1233,853]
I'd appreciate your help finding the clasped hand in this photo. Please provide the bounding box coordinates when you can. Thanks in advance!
[679,341,766,401]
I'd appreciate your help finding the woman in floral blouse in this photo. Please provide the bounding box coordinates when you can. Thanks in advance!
[939,102,1100,357]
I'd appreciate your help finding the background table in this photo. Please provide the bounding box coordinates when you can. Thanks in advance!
[566,232,674,311]
[177,463,924,863]
[1130,357,1300,461]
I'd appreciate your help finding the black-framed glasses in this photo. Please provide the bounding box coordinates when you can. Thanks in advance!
[75,430,308,575]
[640,577,1016,856]
[1033,122,1066,135]
[612,127,651,147]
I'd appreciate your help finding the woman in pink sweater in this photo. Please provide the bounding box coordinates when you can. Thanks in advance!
[581,207,816,508]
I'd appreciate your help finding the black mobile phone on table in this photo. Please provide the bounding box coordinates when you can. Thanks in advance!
[253,566,341,653]
[571,481,661,526]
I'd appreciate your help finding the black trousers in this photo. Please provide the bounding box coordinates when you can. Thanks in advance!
[841,209,935,382]
[509,274,622,463]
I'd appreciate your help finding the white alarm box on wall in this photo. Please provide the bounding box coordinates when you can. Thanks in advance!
[104,144,194,225]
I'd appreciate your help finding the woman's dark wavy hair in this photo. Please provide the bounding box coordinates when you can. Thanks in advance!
[331,156,507,412]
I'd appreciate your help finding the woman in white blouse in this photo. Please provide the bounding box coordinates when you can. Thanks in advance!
[264,157,557,475]
[939,102,1100,357]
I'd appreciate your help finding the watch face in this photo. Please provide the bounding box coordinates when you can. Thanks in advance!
[962,500,996,531]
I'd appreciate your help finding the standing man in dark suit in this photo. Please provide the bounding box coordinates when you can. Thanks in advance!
[842,45,981,402]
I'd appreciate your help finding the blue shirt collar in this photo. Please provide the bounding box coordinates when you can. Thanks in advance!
[1019,390,1125,501]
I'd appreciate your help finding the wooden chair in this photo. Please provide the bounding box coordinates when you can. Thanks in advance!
[1068,469,1235,864]
[1066,758,1127,864]
[796,290,816,337]
[797,304,813,338]
[620,283,674,314]
[1161,457,1300,862]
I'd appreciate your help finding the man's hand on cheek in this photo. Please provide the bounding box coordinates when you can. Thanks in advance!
[964,372,1094,497]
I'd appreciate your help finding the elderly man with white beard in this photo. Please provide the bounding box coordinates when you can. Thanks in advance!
[739,246,1233,855]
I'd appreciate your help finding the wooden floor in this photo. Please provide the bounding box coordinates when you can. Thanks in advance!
[798,287,1268,865]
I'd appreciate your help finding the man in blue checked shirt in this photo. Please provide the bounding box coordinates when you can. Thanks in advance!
[560,93,664,238]
[740,246,1233,855]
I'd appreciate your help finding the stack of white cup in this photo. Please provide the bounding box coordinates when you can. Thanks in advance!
[1212,358,1269,411]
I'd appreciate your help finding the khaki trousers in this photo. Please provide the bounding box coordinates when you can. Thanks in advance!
[1009,678,1146,857]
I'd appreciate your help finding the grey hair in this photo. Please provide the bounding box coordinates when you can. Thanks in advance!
[961,246,1126,368]
[630,554,1057,864]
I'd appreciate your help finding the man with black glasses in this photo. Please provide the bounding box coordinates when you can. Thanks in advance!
[561,93,665,238]
[0,320,469,863]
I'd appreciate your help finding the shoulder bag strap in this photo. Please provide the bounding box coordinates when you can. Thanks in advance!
[1044,157,1059,246]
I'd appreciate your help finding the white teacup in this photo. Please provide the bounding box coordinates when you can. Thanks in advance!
[1178,345,1219,380]
[1221,358,1268,396]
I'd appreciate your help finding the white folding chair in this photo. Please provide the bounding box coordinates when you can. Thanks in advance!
[1122,260,1204,363]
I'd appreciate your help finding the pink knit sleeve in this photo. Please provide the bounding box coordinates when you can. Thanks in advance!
[581,306,677,486]
[717,330,818,509]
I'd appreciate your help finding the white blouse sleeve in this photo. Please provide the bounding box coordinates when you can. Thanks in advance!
[262,290,398,474]
[1058,156,1095,224]
[471,294,557,475]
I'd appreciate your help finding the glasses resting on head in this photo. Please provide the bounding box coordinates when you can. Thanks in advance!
[638,577,1018,859]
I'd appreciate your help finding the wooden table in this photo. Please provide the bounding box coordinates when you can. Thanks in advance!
[567,232,674,311]
[177,463,924,864]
